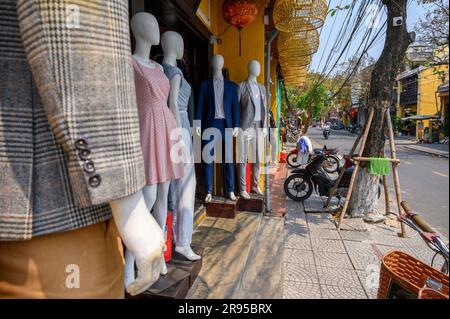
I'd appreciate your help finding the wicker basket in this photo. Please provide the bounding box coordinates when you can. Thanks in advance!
[378,250,449,299]
[419,287,449,299]
[278,30,320,58]
[274,0,328,32]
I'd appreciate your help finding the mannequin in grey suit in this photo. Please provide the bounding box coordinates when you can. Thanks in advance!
[237,60,267,200]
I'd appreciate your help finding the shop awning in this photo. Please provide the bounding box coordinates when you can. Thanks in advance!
[401,114,439,121]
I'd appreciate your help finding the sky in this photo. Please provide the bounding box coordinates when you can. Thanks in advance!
[310,0,427,72]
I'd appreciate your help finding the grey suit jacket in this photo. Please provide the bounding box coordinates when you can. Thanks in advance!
[0,0,146,241]
[238,81,267,131]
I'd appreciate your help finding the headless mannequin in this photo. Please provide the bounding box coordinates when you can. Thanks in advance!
[126,13,172,285]
[239,60,266,200]
[161,31,200,261]
[108,15,172,295]
[196,55,239,203]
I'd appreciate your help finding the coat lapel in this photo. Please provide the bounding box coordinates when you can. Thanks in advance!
[246,81,257,111]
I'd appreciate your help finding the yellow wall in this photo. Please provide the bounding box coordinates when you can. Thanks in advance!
[418,66,448,116]
[197,0,267,83]
[418,66,449,133]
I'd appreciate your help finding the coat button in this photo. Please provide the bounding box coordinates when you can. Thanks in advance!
[89,175,101,188]
[75,139,89,150]
[84,160,96,174]
[79,149,91,161]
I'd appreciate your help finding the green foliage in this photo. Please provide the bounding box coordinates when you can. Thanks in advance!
[295,84,332,118]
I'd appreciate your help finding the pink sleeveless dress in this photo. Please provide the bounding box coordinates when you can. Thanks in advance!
[133,57,184,185]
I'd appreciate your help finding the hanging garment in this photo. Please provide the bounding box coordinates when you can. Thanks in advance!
[133,59,185,185]
[369,158,392,176]
[0,0,145,241]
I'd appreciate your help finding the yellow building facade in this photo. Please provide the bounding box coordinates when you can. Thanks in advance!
[397,64,449,140]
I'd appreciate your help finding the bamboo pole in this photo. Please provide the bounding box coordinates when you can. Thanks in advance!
[352,157,401,163]
[385,109,407,237]
[337,108,375,230]
[324,118,366,208]
[383,175,390,216]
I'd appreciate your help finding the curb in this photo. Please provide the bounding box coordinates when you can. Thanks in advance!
[404,145,449,159]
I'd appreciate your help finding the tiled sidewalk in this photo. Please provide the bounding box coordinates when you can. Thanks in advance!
[283,196,447,299]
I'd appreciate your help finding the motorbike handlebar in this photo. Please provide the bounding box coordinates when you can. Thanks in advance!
[401,201,435,234]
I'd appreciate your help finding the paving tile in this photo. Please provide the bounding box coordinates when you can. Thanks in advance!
[370,232,408,247]
[337,218,369,232]
[339,230,372,242]
[285,222,309,237]
[356,270,380,300]
[344,241,381,270]
[310,238,347,254]
[284,235,312,250]
[284,263,319,284]
[283,281,322,299]
[321,285,367,299]
[316,266,363,288]
[309,229,341,240]
[313,251,354,269]
[284,249,315,266]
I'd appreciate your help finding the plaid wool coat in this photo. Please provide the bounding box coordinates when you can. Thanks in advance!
[0,0,146,241]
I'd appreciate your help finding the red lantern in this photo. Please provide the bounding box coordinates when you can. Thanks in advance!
[222,0,258,56]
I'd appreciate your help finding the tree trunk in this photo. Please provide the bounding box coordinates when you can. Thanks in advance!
[349,0,413,217]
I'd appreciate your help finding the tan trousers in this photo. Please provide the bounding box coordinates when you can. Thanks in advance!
[0,221,124,299]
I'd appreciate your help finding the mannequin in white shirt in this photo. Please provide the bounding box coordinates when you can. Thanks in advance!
[196,54,239,203]
[238,60,267,199]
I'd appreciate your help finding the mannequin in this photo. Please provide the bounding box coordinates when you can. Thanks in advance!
[127,13,185,284]
[0,0,165,298]
[195,54,240,203]
[237,60,267,200]
[161,31,201,261]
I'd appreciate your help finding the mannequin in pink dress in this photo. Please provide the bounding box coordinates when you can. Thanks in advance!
[125,12,184,284]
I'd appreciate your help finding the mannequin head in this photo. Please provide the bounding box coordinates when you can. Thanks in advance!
[211,54,225,75]
[161,31,184,60]
[131,12,160,46]
[248,60,261,78]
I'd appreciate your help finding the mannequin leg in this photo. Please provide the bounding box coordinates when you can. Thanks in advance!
[153,181,171,228]
[237,131,250,193]
[142,185,158,212]
[174,162,200,260]
[153,181,171,275]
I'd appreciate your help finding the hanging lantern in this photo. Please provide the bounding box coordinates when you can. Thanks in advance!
[278,29,320,58]
[222,0,258,56]
[274,0,328,32]
[279,53,312,67]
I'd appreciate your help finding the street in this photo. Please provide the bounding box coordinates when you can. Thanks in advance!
[307,127,450,238]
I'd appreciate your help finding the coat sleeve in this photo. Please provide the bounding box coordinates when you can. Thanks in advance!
[195,81,205,128]
[232,84,240,129]
[16,0,146,207]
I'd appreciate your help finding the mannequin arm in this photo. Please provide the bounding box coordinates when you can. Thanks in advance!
[168,75,182,129]
[195,82,206,136]
[110,191,165,296]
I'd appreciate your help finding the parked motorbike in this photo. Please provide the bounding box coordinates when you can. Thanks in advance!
[348,124,361,134]
[284,153,382,202]
[287,146,342,174]
[323,128,331,140]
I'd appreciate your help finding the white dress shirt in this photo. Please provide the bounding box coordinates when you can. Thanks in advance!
[249,81,262,122]
[213,74,225,119]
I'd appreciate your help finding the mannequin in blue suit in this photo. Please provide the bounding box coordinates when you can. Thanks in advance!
[195,55,240,203]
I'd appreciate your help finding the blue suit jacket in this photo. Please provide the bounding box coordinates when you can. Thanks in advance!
[196,78,240,130]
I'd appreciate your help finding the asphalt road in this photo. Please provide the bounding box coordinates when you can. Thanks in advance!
[307,127,449,238]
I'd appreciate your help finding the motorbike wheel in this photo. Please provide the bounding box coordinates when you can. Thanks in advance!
[284,174,314,202]
[322,156,340,174]
[287,152,302,169]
